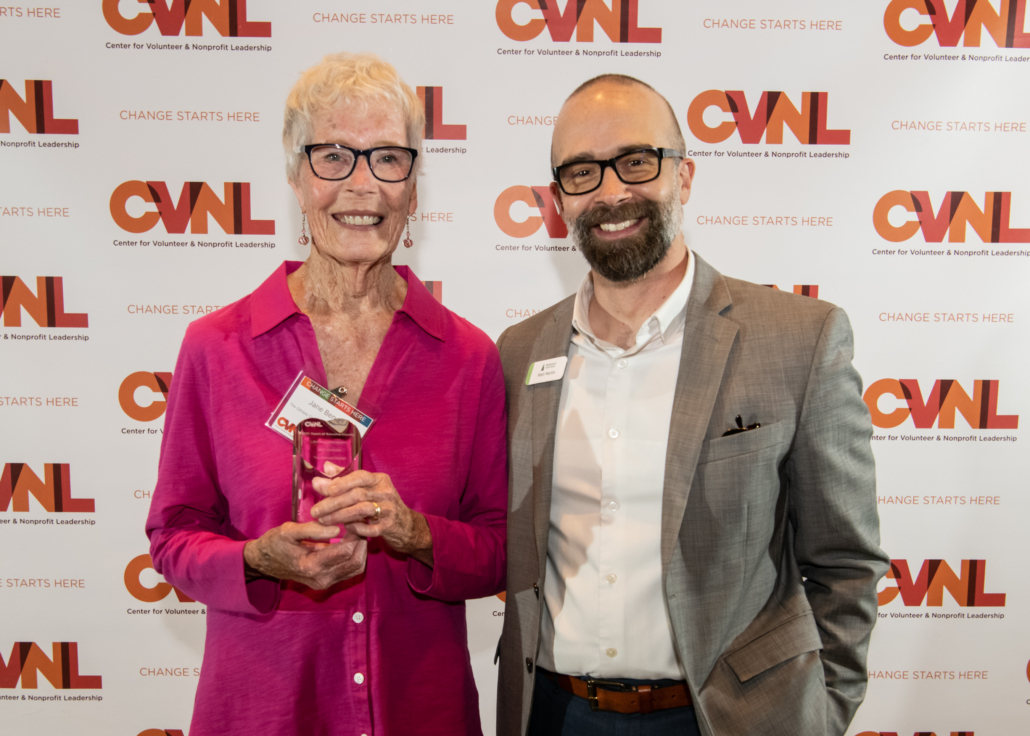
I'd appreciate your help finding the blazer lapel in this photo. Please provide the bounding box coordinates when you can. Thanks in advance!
[529,299,575,575]
[661,254,739,576]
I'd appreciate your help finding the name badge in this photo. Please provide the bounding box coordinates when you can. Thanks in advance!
[267,371,374,441]
[525,356,568,386]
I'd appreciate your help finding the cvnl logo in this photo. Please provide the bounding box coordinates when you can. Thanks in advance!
[0,643,102,689]
[884,0,1030,48]
[0,80,78,135]
[764,284,820,298]
[494,185,568,238]
[102,0,271,37]
[422,281,443,303]
[125,554,195,603]
[687,91,850,145]
[1,463,95,513]
[2,276,88,328]
[110,181,275,235]
[417,87,466,141]
[863,379,1018,429]
[496,0,661,42]
[873,191,1029,243]
[119,372,173,422]
[878,559,1005,607]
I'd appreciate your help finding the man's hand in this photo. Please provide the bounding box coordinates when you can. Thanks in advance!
[243,521,367,589]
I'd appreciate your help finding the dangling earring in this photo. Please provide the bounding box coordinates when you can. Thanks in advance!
[403,218,413,248]
[298,213,310,246]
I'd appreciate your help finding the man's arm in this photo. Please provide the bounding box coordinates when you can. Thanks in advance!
[786,306,890,736]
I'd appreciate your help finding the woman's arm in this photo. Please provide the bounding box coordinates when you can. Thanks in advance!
[146,328,281,613]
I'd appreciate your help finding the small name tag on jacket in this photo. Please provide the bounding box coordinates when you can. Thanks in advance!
[525,357,568,385]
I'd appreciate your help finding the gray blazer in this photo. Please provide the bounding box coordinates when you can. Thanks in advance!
[495,253,889,736]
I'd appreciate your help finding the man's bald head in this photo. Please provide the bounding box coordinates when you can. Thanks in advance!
[551,74,686,166]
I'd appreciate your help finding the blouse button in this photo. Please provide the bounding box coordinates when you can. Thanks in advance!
[352,612,364,624]
[354,673,365,685]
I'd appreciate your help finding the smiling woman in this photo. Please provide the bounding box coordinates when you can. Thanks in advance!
[146,53,508,736]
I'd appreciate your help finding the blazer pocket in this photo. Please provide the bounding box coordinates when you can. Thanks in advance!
[696,420,789,465]
[724,613,824,683]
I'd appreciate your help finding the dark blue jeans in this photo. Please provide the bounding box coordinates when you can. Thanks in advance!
[528,670,702,736]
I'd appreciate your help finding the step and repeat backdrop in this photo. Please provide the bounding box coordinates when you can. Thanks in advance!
[2,1,1029,734]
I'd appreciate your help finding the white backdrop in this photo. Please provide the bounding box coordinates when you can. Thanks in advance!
[2,2,1029,735]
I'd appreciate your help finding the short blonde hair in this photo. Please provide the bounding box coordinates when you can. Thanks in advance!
[283,52,424,181]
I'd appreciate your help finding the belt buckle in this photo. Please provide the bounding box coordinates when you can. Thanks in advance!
[583,678,629,712]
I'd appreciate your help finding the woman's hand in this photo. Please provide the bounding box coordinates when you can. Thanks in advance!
[243,521,367,589]
[310,469,433,568]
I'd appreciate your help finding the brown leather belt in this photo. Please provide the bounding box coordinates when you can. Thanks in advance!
[540,669,692,714]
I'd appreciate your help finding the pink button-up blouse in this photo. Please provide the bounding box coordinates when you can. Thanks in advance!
[146,262,507,735]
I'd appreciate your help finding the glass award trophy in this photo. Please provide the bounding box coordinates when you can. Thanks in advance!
[292,417,361,542]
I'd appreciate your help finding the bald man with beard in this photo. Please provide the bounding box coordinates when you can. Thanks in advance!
[494,75,888,736]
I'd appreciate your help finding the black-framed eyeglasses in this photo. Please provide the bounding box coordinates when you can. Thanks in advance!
[297,144,418,182]
[552,148,683,195]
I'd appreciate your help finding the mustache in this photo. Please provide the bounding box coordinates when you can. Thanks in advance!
[577,200,659,229]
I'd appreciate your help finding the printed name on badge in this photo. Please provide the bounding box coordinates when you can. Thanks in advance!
[267,372,375,441]
[526,356,568,386]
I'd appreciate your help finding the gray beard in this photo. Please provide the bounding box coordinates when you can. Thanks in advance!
[571,195,683,283]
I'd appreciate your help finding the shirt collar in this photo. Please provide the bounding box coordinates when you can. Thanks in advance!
[250,261,445,342]
[651,247,694,341]
[571,247,695,349]
[250,261,303,338]
[393,265,446,341]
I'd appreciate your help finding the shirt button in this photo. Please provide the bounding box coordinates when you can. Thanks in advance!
[606,648,618,658]
[353,673,364,685]
[352,612,364,624]
[607,500,619,512]
[606,574,617,585]
[608,428,619,439]
[617,359,628,369]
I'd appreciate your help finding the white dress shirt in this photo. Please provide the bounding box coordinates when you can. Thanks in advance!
[537,250,696,679]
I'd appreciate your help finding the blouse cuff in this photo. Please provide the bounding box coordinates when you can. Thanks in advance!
[182,537,281,614]
[406,512,441,595]
[405,512,503,601]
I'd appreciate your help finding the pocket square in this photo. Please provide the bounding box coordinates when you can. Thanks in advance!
[722,414,762,437]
